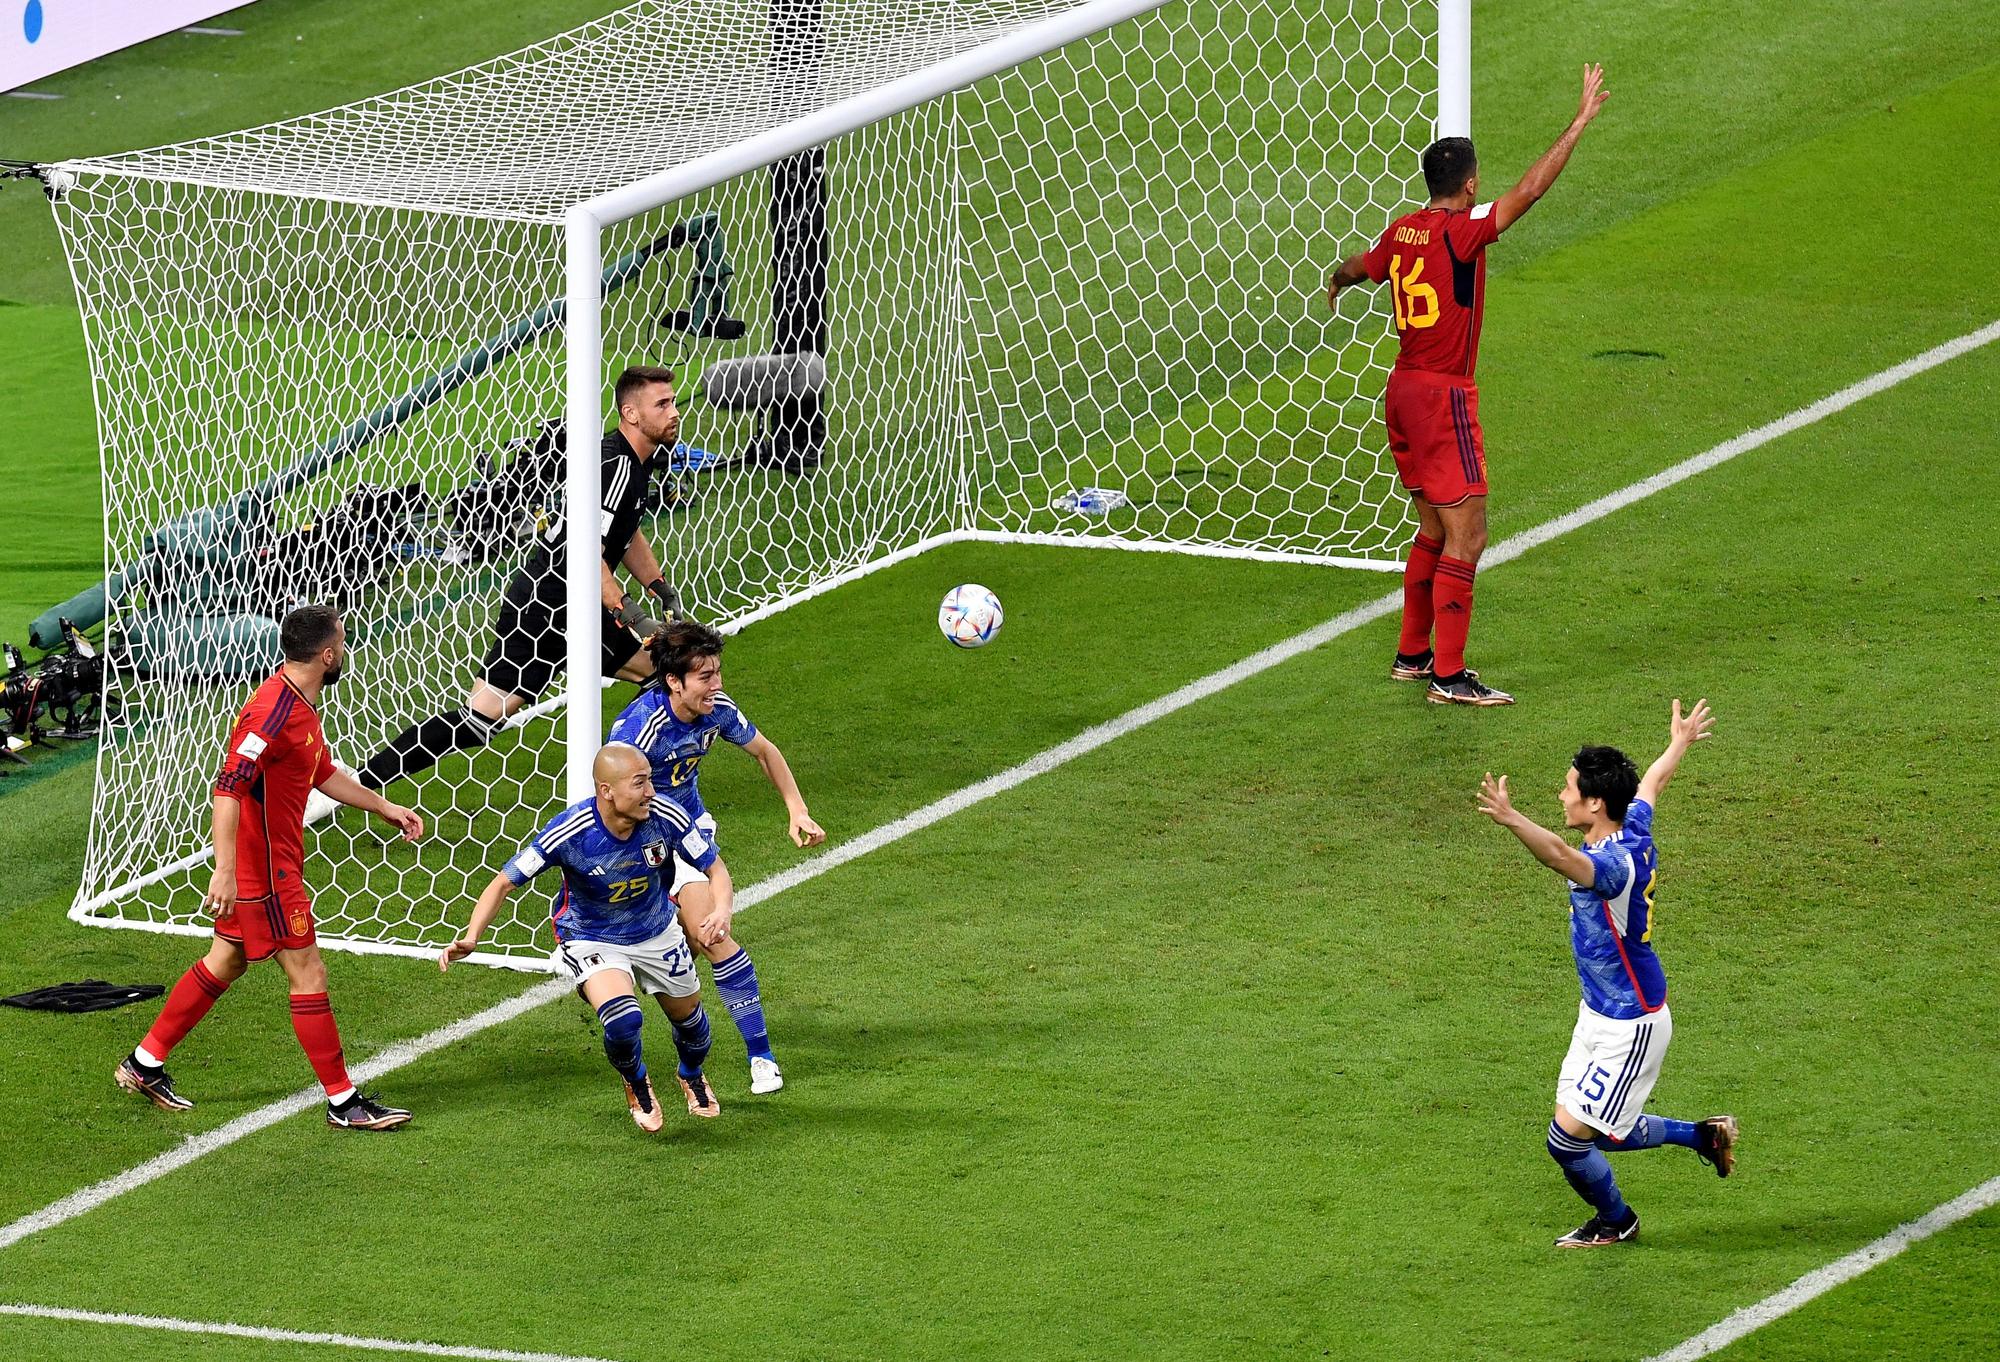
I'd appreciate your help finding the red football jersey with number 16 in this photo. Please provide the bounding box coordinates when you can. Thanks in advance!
[1361,202,1500,381]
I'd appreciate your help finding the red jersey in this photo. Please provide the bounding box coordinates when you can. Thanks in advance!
[213,670,335,897]
[1362,202,1500,380]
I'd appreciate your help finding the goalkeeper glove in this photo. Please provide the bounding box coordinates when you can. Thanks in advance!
[645,578,685,621]
[614,594,666,639]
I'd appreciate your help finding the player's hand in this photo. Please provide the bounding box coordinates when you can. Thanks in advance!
[1668,697,1714,749]
[644,578,684,622]
[1326,272,1342,311]
[1574,63,1610,128]
[203,868,238,918]
[615,594,665,639]
[1475,771,1518,824]
[694,903,732,947]
[789,809,825,848]
[378,801,425,842]
[438,935,478,971]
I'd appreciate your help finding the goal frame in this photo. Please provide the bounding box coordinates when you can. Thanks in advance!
[559,0,1473,801]
[57,0,1472,967]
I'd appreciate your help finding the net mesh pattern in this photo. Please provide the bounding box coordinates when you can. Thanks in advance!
[57,0,1434,962]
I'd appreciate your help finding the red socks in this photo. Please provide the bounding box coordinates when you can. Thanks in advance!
[288,993,353,1099]
[1433,555,1478,677]
[139,963,355,1102]
[1399,534,1444,657]
[140,960,230,1062]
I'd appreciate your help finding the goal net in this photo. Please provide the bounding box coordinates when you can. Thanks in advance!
[48,0,1456,966]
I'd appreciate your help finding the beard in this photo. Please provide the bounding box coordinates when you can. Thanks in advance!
[322,663,343,686]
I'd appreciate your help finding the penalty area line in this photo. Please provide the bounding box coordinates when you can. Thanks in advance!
[0,1302,621,1362]
[2,317,1994,1266]
[1642,1173,2000,1362]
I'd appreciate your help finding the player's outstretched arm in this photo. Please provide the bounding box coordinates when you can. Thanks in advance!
[1325,252,1376,310]
[1476,772,1599,885]
[1492,63,1610,233]
[743,733,825,847]
[440,872,514,969]
[318,770,424,842]
[1637,698,1714,807]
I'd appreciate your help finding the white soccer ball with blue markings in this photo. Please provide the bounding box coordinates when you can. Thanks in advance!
[938,583,1003,649]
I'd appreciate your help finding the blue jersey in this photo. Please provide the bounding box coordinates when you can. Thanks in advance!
[1566,798,1668,1020]
[607,687,758,870]
[503,798,678,946]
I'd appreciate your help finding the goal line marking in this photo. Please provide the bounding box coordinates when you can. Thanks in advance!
[0,1302,620,1362]
[4,320,1994,1360]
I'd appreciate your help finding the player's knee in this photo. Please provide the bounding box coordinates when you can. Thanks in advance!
[453,704,506,749]
[697,932,737,962]
[600,1001,645,1045]
[1444,526,1487,561]
[466,686,522,724]
[1547,1118,1594,1165]
[203,939,248,982]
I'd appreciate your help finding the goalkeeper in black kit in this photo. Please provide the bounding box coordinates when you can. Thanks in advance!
[354,366,687,793]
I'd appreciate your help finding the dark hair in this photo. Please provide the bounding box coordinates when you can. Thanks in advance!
[1421,137,1478,200]
[614,365,677,413]
[648,618,724,683]
[279,604,342,662]
[1572,745,1640,822]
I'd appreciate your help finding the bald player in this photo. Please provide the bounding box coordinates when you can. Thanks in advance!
[442,743,720,1128]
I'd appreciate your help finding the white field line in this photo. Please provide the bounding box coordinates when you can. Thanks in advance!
[0,1303,619,1362]
[0,982,568,1252]
[1643,1174,2000,1362]
[2,320,1994,1328]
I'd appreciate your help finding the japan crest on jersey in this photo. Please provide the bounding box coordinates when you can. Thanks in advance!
[643,841,667,869]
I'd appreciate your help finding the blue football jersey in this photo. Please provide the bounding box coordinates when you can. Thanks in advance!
[1566,798,1668,1020]
[608,687,758,869]
[503,797,678,946]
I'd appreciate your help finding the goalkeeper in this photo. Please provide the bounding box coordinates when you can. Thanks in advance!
[355,366,686,792]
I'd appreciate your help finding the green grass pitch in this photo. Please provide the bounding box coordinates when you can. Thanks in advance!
[1,2,1998,1359]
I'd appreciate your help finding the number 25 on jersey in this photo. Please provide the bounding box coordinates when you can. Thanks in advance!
[1389,255,1439,330]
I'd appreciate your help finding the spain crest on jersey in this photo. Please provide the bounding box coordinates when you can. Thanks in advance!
[643,841,667,869]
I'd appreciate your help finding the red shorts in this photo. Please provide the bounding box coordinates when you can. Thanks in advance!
[1385,369,1487,507]
[215,885,316,960]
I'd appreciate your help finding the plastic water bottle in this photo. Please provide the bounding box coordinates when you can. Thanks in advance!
[1051,486,1130,516]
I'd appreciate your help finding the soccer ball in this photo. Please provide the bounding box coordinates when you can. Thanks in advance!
[938,583,1003,649]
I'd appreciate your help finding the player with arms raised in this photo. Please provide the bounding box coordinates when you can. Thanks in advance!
[442,742,721,1127]
[1477,699,1738,1247]
[608,620,824,1095]
[1328,65,1611,705]
[115,605,424,1129]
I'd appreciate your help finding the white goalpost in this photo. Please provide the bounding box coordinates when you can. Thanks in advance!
[42,0,1470,967]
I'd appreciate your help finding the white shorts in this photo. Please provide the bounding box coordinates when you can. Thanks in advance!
[552,923,701,999]
[670,855,707,897]
[1556,1000,1673,1141]
[670,811,720,897]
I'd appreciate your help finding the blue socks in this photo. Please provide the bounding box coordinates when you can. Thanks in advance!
[711,948,773,1061]
[1596,1113,1700,1152]
[596,995,647,1088]
[669,1003,713,1079]
[1547,1119,1632,1224]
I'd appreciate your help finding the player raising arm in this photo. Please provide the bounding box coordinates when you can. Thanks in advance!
[442,742,721,1128]
[609,620,824,1096]
[1326,64,1611,705]
[1476,699,1737,1248]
